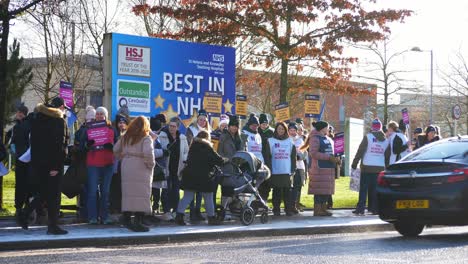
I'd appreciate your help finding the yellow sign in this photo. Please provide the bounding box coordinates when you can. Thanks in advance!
[304,94,321,118]
[211,138,219,151]
[203,92,223,113]
[236,95,248,117]
[275,103,290,123]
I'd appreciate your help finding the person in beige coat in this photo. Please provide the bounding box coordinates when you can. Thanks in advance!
[113,116,155,232]
[301,121,341,216]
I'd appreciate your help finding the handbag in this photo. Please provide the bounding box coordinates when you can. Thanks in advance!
[153,162,166,182]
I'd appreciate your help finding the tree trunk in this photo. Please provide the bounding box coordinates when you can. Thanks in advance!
[279,58,288,103]
[0,1,10,135]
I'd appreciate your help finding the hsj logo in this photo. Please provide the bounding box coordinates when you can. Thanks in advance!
[125,47,144,62]
[213,54,224,62]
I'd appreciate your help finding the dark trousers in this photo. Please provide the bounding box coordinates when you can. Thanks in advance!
[167,173,180,212]
[258,179,271,202]
[15,159,30,211]
[314,194,330,205]
[357,172,378,212]
[109,171,122,213]
[28,164,62,227]
[272,187,291,211]
[152,187,170,213]
[190,193,203,213]
[290,169,304,205]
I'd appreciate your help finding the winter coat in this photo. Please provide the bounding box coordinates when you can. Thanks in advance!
[181,137,226,192]
[351,131,387,173]
[114,135,155,213]
[10,116,31,158]
[30,104,68,172]
[307,130,335,195]
[80,122,117,167]
[152,135,168,189]
[159,128,189,180]
[218,129,243,174]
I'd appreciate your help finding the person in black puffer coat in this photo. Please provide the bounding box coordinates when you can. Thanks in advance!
[175,130,228,225]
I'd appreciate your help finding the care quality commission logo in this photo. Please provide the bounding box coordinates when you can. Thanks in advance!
[117,79,151,113]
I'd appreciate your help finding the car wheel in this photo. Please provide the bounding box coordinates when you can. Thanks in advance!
[394,221,425,237]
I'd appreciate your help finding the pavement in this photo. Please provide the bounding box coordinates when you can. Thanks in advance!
[0,210,393,251]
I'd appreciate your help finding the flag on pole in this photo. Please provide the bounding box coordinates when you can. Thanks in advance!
[318,98,326,121]
[66,110,77,128]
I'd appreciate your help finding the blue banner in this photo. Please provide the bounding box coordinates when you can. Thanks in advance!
[109,33,236,126]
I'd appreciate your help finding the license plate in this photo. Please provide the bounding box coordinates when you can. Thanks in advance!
[396,200,429,209]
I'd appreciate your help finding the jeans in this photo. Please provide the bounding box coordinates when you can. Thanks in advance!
[314,194,330,205]
[272,187,291,211]
[177,190,214,217]
[167,173,181,212]
[87,165,113,221]
[290,169,304,205]
[356,172,378,212]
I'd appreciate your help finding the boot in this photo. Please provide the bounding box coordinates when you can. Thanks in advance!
[47,225,68,235]
[272,207,281,216]
[131,213,149,232]
[290,202,300,215]
[208,216,222,225]
[314,203,329,217]
[321,204,332,216]
[175,213,186,226]
[296,202,304,212]
[121,212,132,229]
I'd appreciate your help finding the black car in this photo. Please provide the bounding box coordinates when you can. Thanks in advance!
[377,135,468,237]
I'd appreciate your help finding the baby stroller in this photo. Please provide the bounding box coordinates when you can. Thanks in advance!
[216,151,271,225]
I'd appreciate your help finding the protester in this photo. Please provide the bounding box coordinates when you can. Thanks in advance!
[268,122,296,216]
[72,106,96,221]
[25,97,69,234]
[387,120,411,166]
[412,127,423,149]
[109,111,129,214]
[414,125,440,150]
[175,130,227,225]
[242,114,271,168]
[150,114,171,219]
[186,109,211,221]
[113,116,155,232]
[159,117,189,217]
[288,122,306,214]
[257,113,274,201]
[217,114,243,219]
[211,113,229,205]
[81,106,117,225]
[351,118,388,215]
[302,121,340,217]
[296,122,308,211]
[9,104,31,223]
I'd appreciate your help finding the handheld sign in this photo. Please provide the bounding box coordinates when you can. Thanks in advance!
[401,108,410,125]
[59,81,74,108]
[203,91,223,114]
[275,103,290,122]
[236,95,248,119]
[86,121,113,150]
[333,132,345,156]
[305,94,321,118]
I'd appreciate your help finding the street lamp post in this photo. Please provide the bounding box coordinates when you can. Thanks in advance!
[411,47,434,124]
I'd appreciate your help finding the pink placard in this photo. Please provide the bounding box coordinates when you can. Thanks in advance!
[333,132,345,156]
[86,121,113,149]
[59,81,74,108]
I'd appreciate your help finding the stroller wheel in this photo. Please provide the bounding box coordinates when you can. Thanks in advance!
[215,205,226,221]
[240,206,255,226]
[260,212,268,224]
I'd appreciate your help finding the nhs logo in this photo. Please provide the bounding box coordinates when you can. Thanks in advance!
[213,54,224,62]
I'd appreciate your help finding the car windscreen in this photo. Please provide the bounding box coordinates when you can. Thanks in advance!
[401,141,468,162]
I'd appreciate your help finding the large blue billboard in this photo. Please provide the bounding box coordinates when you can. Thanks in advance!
[109,33,236,127]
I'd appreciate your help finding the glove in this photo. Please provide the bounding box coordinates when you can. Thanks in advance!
[103,143,113,150]
[351,164,357,170]
[222,157,230,164]
[163,149,170,157]
[329,155,340,164]
[86,139,95,148]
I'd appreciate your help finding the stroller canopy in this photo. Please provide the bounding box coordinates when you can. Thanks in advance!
[231,151,262,174]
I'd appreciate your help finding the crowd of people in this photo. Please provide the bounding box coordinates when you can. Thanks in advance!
[1,98,443,235]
